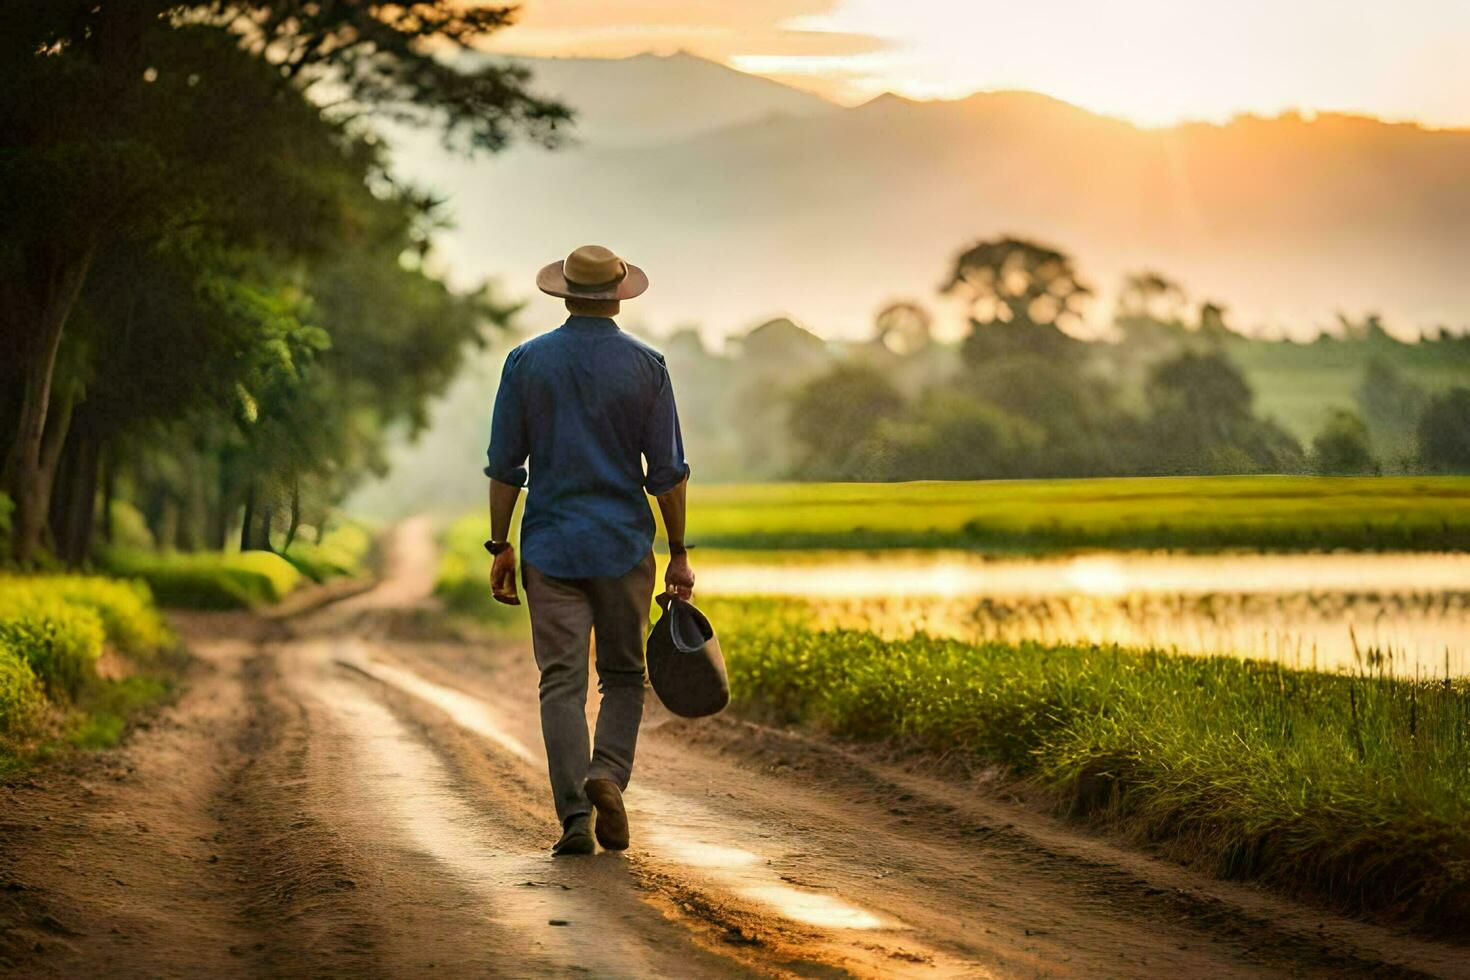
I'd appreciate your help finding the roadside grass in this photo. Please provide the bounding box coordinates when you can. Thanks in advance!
[65,674,176,750]
[434,514,528,631]
[282,522,375,583]
[705,596,1470,935]
[0,574,180,777]
[684,476,1470,552]
[101,547,304,609]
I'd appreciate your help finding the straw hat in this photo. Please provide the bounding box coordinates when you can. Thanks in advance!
[536,245,649,301]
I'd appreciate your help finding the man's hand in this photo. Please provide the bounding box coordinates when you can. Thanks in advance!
[665,552,695,601]
[491,545,520,605]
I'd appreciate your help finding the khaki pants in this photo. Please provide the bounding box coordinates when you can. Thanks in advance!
[521,552,656,827]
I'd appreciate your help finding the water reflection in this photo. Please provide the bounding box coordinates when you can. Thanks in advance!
[699,552,1470,676]
[700,551,1470,598]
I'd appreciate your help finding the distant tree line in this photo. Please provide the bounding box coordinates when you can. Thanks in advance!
[1,2,568,566]
[778,237,1470,481]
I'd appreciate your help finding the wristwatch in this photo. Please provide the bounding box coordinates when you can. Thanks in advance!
[668,541,692,557]
[484,539,513,556]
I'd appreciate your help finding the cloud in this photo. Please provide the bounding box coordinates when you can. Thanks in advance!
[480,0,886,61]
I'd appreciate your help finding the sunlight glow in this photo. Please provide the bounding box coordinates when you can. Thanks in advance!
[766,0,1470,126]
[485,0,1470,128]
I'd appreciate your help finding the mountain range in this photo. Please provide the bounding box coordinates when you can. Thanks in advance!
[386,52,1470,343]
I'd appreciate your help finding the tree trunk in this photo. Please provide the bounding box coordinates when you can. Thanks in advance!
[2,244,95,565]
[283,481,301,551]
[49,414,102,568]
[177,459,206,552]
[158,498,179,553]
[100,451,116,545]
[257,502,276,553]
[239,481,257,552]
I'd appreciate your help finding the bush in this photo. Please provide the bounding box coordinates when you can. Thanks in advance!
[282,522,373,582]
[106,500,156,551]
[1312,409,1376,474]
[7,576,173,659]
[0,590,105,700]
[0,647,46,741]
[102,548,303,609]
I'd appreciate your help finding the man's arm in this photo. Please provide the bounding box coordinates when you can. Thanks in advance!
[643,361,693,599]
[485,348,528,606]
[488,478,522,605]
[656,476,694,600]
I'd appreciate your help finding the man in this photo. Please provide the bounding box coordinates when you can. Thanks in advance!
[483,244,695,856]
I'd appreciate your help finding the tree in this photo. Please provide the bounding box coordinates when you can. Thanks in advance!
[2,1,567,563]
[789,364,905,479]
[1417,388,1470,473]
[1117,271,1186,324]
[1311,410,1376,475]
[966,354,1131,476]
[1145,351,1303,473]
[873,301,933,355]
[1355,358,1426,466]
[854,392,1043,481]
[942,237,1092,368]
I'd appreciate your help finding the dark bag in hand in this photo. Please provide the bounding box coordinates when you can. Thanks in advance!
[646,593,729,718]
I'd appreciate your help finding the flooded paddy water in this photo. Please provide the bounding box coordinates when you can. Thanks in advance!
[697,551,1470,677]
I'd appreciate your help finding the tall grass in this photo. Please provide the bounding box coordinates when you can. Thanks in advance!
[709,596,1470,933]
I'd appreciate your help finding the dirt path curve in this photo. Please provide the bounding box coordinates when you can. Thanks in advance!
[2,518,1466,978]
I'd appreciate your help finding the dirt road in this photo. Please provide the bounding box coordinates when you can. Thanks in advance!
[2,520,1465,978]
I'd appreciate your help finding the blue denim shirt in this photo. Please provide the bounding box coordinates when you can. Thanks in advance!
[484,316,690,579]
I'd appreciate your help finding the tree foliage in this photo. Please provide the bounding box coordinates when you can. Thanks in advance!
[784,241,1309,482]
[2,0,562,564]
[1417,388,1470,473]
[944,237,1092,369]
[1311,410,1376,475]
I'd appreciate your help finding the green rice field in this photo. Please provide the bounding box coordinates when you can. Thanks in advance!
[683,475,1470,552]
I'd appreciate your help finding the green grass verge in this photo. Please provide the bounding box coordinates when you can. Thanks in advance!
[0,574,181,777]
[101,547,304,609]
[433,514,528,631]
[685,476,1470,552]
[282,522,375,583]
[707,596,1470,934]
[64,674,175,750]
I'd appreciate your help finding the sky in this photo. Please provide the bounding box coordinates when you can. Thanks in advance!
[479,0,1470,128]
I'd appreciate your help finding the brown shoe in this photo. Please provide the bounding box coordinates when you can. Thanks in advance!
[552,815,595,857]
[583,778,629,851]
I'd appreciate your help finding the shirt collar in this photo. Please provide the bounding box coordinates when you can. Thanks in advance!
[562,315,620,334]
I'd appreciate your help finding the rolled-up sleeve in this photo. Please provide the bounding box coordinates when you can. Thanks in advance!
[484,349,529,487]
[643,363,690,495]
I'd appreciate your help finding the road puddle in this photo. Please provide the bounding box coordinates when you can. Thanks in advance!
[351,656,538,764]
[343,650,895,934]
[314,662,656,977]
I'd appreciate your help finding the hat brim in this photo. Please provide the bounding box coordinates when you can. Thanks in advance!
[536,260,649,301]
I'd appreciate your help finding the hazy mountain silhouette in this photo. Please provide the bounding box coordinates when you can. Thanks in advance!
[393,53,1470,341]
[470,52,835,145]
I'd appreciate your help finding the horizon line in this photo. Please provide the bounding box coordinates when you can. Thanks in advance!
[479,47,1470,134]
